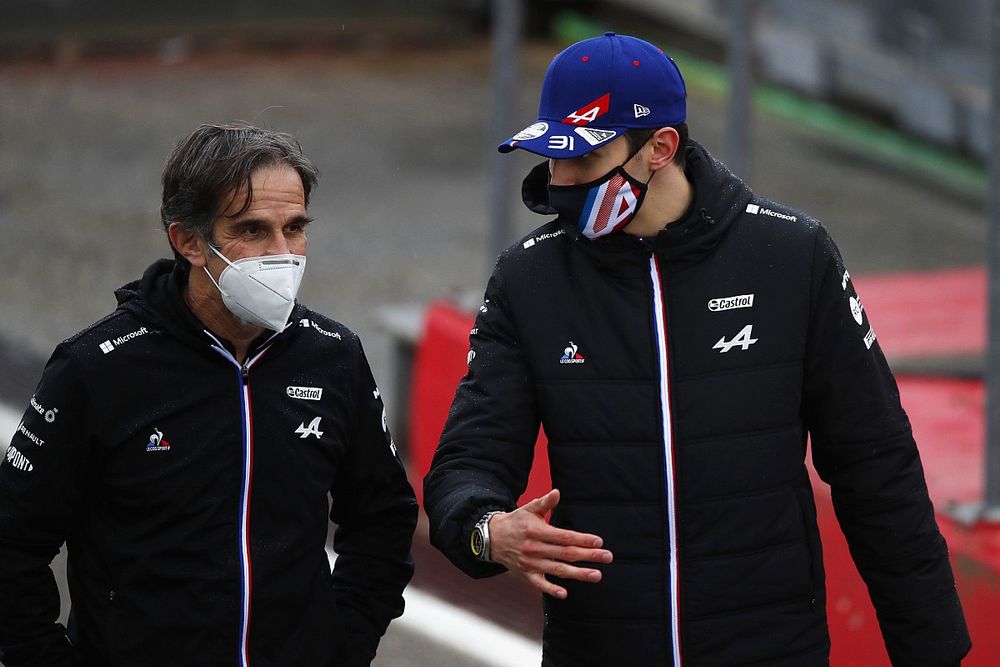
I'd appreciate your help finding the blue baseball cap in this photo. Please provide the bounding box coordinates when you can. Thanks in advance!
[498,32,687,158]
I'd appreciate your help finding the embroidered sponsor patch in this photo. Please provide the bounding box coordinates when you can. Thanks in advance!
[146,428,170,452]
[5,445,33,472]
[99,326,149,354]
[708,294,754,312]
[745,203,797,221]
[864,327,877,350]
[286,386,323,401]
[849,296,865,326]
[17,421,44,447]
[559,341,586,364]
[574,127,617,146]
[295,417,324,439]
[523,229,566,249]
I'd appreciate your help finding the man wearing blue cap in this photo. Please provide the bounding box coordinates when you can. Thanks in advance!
[424,33,970,666]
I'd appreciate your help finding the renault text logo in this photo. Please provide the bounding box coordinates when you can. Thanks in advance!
[286,386,323,401]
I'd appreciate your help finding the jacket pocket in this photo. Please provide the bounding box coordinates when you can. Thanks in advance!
[103,584,120,665]
[794,485,825,607]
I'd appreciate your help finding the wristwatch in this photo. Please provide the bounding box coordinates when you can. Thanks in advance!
[470,511,505,562]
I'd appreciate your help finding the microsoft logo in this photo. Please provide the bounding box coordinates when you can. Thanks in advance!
[99,340,115,354]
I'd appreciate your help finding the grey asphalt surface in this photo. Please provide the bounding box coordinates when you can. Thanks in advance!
[0,36,987,667]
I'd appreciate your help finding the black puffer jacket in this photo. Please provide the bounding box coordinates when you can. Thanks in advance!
[0,261,417,667]
[424,142,969,666]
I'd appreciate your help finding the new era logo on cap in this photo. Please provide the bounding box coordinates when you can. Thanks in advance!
[498,32,686,158]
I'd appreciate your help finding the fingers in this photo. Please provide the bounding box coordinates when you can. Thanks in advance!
[520,490,603,547]
[526,572,568,599]
[527,521,605,550]
[522,559,605,599]
[495,510,605,552]
[522,541,613,566]
[493,489,615,600]
[524,488,560,516]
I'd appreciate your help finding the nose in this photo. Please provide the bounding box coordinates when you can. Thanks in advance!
[548,158,581,187]
[258,230,293,256]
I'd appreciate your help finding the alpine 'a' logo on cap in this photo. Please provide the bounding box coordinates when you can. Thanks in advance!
[562,93,610,126]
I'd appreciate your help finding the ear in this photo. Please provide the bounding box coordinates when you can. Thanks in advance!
[168,223,209,269]
[648,127,681,170]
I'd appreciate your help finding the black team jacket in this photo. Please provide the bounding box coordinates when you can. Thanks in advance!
[424,141,970,666]
[0,260,417,667]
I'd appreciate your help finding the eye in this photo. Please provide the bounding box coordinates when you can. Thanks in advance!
[286,219,312,236]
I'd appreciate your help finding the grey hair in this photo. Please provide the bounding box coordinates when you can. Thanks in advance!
[160,122,319,267]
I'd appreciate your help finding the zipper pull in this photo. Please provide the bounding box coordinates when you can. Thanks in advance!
[241,364,249,381]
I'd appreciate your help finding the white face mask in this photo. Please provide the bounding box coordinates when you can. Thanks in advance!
[203,245,306,331]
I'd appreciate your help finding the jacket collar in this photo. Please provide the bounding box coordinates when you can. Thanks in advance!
[520,139,755,271]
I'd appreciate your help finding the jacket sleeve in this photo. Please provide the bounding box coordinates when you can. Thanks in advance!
[329,337,417,666]
[0,345,89,667]
[802,226,971,666]
[422,256,541,579]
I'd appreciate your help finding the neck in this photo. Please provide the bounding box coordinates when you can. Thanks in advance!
[185,268,263,363]
[624,164,693,237]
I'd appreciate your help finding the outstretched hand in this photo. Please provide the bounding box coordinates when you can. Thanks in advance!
[487,489,613,599]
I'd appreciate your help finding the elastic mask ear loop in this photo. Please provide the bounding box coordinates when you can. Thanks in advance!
[203,244,236,294]
[644,166,656,186]
[624,130,657,186]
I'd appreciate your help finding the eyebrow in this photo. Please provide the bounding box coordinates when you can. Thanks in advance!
[228,215,314,229]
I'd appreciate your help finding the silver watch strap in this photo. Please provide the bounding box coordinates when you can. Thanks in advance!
[475,510,506,562]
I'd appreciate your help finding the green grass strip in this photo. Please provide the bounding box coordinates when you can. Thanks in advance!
[552,11,986,197]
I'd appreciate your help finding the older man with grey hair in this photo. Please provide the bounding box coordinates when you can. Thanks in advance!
[0,122,418,667]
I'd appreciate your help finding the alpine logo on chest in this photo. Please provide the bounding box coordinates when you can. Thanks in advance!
[713,325,758,353]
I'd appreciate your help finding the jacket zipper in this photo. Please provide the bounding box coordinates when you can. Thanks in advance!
[205,331,278,667]
[648,255,682,666]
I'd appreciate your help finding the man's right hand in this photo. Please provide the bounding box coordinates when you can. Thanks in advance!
[487,489,613,599]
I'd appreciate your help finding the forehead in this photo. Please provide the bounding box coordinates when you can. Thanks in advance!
[219,164,306,219]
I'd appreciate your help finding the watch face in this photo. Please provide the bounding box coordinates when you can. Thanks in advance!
[471,527,485,558]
